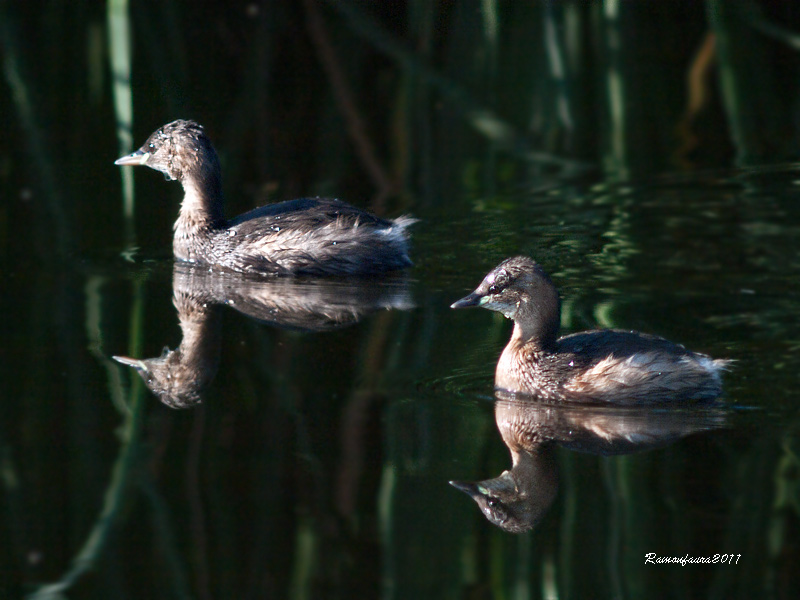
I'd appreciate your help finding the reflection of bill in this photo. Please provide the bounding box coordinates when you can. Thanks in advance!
[451,395,728,533]
[114,263,413,408]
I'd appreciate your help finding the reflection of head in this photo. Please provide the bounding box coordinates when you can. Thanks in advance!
[450,445,557,533]
[452,396,728,532]
[114,285,222,409]
[114,348,209,409]
[114,263,415,408]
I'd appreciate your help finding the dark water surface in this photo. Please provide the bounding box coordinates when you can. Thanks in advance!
[4,3,800,599]
[6,166,800,599]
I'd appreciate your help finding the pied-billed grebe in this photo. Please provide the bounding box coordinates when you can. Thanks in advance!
[451,256,730,404]
[115,120,414,276]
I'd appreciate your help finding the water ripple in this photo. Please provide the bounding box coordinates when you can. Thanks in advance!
[415,365,495,401]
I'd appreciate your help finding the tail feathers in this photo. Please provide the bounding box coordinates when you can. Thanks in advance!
[564,351,730,403]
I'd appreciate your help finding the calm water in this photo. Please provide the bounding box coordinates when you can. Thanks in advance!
[5,167,800,599]
[4,3,800,599]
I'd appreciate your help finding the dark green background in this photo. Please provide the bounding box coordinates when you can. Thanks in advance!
[2,1,799,598]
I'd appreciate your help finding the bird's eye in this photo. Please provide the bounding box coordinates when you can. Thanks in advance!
[488,270,509,295]
[486,497,500,508]
[149,142,156,149]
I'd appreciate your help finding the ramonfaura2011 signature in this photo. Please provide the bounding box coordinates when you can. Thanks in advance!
[645,553,741,566]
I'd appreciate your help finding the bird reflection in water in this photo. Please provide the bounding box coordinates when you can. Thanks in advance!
[450,392,728,533]
[114,263,413,408]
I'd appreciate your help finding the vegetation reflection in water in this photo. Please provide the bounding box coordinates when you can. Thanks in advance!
[6,0,800,598]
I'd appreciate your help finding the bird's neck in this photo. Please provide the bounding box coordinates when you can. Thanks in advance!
[175,293,222,372]
[510,318,556,353]
[512,295,560,350]
[173,174,226,261]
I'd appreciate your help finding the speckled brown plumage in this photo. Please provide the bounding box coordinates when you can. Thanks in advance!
[116,120,414,276]
[452,256,730,404]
